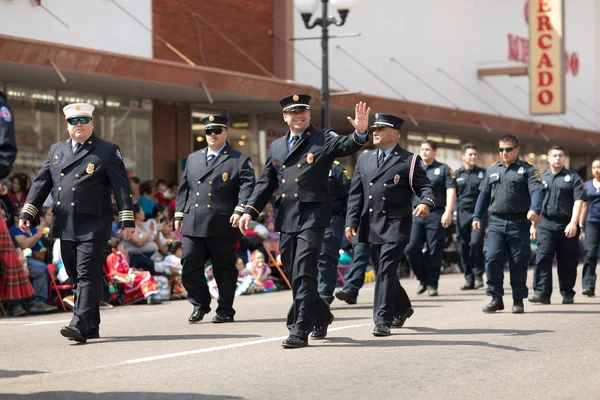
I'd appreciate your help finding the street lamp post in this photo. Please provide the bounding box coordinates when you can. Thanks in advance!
[294,0,358,128]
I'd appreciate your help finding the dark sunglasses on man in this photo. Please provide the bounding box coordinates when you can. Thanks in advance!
[205,128,224,135]
[498,147,515,153]
[67,116,92,126]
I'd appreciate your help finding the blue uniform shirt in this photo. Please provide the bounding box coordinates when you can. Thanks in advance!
[584,179,600,223]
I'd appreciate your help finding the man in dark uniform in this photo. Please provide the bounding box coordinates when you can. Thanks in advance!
[19,103,135,343]
[175,115,255,324]
[317,159,351,305]
[0,91,17,181]
[529,145,586,305]
[473,134,543,314]
[346,113,435,336]
[405,140,456,296]
[239,95,369,348]
[455,143,486,290]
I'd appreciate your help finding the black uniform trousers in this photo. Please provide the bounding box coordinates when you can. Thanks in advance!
[582,221,600,293]
[181,236,238,316]
[405,209,445,289]
[456,209,486,283]
[281,228,333,340]
[371,242,411,326]
[61,240,106,335]
[317,214,345,304]
[484,216,530,300]
[533,223,579,297]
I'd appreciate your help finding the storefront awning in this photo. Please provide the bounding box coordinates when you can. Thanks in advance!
[0,34,598,153]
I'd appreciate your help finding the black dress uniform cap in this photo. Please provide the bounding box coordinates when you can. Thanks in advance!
[202,115,229,130]
[280,94,311,112]
[370,113,405,131]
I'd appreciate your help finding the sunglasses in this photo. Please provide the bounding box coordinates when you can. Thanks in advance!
[498,147,515,153]
[284,109,308,115]
[205,128,224,135]
[67,117,92,126]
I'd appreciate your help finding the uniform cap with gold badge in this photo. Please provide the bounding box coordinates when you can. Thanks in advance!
[280,94,311,113]
[370,113,405,131]
[202,115,228,130]
[63,103,95,120]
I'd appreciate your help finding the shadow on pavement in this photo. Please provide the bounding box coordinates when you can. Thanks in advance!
[0,370,45,380]
[242,316,360,324]
[530,310,600,315]
[405,326,553,336]
[332,304,441,311]
[323,336,532,352]
[411,298,480,303]
[0,392,242,400]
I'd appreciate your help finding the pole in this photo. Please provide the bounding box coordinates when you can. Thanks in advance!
[321,0,330,129]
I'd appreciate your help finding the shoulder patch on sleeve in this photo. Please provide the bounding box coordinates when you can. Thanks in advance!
[247,159,252,168]
[115,148,123,160]
[534,170,541,181]
[1,106,12,122]
[526,161,533,166]
[449,168,456,179]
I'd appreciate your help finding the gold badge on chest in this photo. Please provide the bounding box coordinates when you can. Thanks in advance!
[307,153,314,164]
[394,175,400,184]
[222,172,228,182]
[86,163,95,174]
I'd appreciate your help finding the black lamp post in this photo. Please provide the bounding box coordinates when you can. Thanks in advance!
[294,0,358,128]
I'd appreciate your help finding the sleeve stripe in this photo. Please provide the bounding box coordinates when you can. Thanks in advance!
[22,204,39,217]
[246,205,260,215]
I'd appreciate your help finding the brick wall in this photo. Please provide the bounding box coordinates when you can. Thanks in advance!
[152,101,191,183]
[152,0,275,77]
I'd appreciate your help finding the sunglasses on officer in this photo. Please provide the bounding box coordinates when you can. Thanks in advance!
[67,117,92,126]
[205,128,225,135]
[498,147,516,153]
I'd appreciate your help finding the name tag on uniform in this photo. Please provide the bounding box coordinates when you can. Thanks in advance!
[489,173,499,183]
[456,177,465,182]
[564,175,571,182]
[518,167,525,174]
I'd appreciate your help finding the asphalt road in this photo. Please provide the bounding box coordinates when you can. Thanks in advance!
[1,270,599,400]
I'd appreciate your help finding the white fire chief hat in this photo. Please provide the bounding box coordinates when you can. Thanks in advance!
[63,103,95,120]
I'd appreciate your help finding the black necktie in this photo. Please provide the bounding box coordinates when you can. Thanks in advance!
[290,134,302,149]
[72,142,81,154]
[378,151,386,167]
[207,154,215,163]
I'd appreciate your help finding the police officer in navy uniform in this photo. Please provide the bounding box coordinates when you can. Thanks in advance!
[473,134,543,314]
[405,140,456,296]
[346,113,435,336]
[175,115,255,324]
[19,103,135,343]
[0,91,17,180]
[455,143,486,290]
[317,159,351,305]
[529,145,586,305]
[239,95,370,349]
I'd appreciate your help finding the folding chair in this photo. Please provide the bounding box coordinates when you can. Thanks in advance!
[262,239,292,290]
[46,264,73,312]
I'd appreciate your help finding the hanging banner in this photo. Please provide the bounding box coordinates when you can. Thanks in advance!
[529,0,565,115]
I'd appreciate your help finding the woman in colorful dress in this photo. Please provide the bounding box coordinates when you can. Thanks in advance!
[105,238,161,305]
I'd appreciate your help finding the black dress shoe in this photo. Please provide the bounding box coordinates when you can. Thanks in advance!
[474,278,484,289]
[282,335,308,348]
[512,299,525,314]
[60,325,87,343]
[335,289,357,305]
[212,314,234,323]
[582,288,595,297]
[311,314,334,340]
[372,324,390,337]
[482,297,504,313]
[528,293,551,304]
[562,294,574,304]
[416,284,426,295]
[460,281,475,290]
[391,307,414,329]
[188,309,208,324]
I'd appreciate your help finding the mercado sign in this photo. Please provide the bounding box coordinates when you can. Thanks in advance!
[529,0,565,114]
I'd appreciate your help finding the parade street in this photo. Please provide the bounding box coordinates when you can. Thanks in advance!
[2,270,600,400]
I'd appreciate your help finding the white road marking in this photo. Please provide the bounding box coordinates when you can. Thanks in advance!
[22,320,71,326]
[125,322,372,364]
